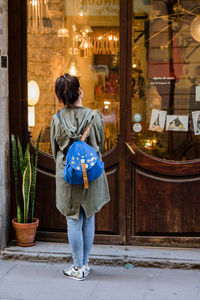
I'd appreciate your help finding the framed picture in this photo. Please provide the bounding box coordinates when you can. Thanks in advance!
[166,115,188,132]
[192,111,200,135]
[149,109,167,132]
[93,65,108,98]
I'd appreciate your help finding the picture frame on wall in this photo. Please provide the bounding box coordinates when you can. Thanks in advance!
[192,111,200,135]
[166,115,188,132]
[149,109,167,132]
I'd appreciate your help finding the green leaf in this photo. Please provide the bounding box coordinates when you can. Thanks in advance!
[24,143,30,169]
[17,138,24,183]
[11,135,22,223]
[22,159,32,223]
[30,130,42,222]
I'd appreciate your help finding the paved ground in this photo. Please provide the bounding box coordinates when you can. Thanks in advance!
[0,260,200,300]
[2,242,200,269]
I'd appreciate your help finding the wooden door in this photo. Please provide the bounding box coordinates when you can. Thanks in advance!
[9,0,127,245]
[9,0,200,247]
[127,0,200,247]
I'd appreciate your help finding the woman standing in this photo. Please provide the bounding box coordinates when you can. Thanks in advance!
[50,74,110,280]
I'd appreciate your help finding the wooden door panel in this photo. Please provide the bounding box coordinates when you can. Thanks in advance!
[35,169,66,231]
[95,165,119,234]
[132,166,200,235]
[35,160,120,236]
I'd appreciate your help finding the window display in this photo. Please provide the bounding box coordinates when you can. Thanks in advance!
[132,0,200,160]
[27,0,120,154]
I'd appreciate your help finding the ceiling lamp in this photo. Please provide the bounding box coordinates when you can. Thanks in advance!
[190,16,200,43]
[81,24,93,34]
[78,6,87,17]
[58,28,69,38]
[28,0,52,33]
[66,57,81,77]
[79,39,93,50]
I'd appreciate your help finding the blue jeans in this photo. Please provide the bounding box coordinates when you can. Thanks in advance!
[66,206,95,268]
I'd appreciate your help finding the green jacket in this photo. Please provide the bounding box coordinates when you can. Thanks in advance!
[50,106,110,219]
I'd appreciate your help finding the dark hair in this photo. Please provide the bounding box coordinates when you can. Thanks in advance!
[55,73,80,107]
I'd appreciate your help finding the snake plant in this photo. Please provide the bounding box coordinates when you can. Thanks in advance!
[11,130,42,223]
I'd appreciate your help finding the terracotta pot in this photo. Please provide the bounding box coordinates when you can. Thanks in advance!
[12,218,39,247]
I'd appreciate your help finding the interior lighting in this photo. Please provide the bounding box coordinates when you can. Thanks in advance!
[144,140,152,149]
[58,28,69,38]
[28,106,35,127]
[81,24,93,34]
[28,80,40,127]
[67,57,80,77]
[28,80,40,106]
[79,39,93,49]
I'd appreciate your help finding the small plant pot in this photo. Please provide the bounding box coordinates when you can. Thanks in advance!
[12,218,39,247]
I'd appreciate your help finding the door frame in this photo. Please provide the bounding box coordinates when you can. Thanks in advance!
[8,0,131,245]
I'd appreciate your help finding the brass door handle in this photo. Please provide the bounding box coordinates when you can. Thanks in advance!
[126,142,136,155]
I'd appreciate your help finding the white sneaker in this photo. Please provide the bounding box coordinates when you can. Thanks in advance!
[63,265,85,281]
[83,264,91,277]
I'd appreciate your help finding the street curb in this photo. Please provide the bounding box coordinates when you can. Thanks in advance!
[1,249,200,270]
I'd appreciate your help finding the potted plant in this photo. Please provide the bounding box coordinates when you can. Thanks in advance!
[11,130,42,246]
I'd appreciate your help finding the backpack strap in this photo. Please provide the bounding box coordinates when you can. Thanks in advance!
[80,110,97,189]
[81,110,97,142]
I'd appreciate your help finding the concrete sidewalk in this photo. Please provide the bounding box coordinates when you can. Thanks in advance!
[1,242,200,269]
[0,260,200,300]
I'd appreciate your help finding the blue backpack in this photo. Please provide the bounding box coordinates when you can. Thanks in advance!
[57,110,104,190]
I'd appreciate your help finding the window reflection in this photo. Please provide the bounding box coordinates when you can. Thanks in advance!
[132,0,200,161]
[27,0,120,154]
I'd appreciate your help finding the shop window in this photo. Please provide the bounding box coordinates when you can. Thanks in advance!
[132,0,200,160]
[27,0,120,154]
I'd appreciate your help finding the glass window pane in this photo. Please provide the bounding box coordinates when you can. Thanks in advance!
[27,0,120,154]
[132,0,200,161]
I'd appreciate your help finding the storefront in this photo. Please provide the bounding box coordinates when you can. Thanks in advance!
[9,0,200,246]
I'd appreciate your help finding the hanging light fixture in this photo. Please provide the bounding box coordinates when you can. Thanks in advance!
[81,24,93,34]
[79,38,93,50]
[190,16,200,43]
[66,56,80,77]
[58,28,69,38]
[28,0,52,33]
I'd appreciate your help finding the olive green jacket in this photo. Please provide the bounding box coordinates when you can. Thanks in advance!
[50,107,110,219]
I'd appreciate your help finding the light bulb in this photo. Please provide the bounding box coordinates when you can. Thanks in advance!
[79,39,93,49]
[58,28,69,38]
[70,63,76,76]
[81,25,93,33]
[67,57,80,77]
[31,0,38,6]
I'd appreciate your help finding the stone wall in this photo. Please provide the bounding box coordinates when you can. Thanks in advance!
[0,0,9,250]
